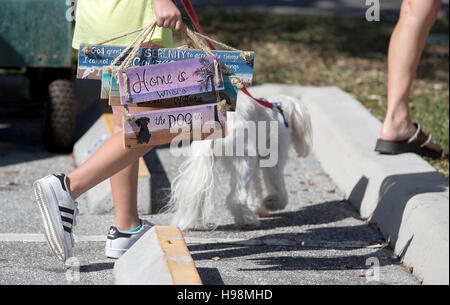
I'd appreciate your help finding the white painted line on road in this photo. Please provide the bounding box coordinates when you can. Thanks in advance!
[0,233,106,242]
[0,234,242,244]
[0,234,387,249]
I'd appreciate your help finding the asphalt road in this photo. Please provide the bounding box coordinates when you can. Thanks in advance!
[0,95,418,284]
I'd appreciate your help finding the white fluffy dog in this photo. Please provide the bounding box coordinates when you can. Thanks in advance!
[165,94,312,230]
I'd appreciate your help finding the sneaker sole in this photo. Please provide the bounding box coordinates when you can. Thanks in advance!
[105,247,127,259]
[33,180,68,262]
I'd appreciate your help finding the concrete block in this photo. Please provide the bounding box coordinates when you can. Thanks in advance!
[114,226,202,285]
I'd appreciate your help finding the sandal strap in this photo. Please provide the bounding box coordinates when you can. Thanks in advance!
[407,123,421,144]
[420,134,433,148]
[408,122,435,149]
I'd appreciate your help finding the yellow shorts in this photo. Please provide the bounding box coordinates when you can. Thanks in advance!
[72,0,173,50]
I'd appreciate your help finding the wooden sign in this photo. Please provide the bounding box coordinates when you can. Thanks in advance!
[123,103,227,148]
[118,56,224,105]
[78,45,254,86]
[103,66,239,111]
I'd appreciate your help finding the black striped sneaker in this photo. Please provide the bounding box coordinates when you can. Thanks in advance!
[105,220,153,259]
[33,174,78,262]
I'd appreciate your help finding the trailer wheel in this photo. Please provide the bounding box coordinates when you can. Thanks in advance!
[43,79,76,152]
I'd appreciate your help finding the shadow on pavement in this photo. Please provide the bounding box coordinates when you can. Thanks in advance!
[214,200,360,231]
[189,226,394,272]
[187,199,397,272]
[80,262,115,273]
[143,145,173,214]
[197,267,226,285]
[371,171,449,247]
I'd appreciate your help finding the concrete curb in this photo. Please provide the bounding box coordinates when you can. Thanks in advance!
[73,112,152,215]
[114,226,202,285]
[248,85,449,285]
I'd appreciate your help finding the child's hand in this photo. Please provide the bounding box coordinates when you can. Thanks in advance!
[152,0,183,32]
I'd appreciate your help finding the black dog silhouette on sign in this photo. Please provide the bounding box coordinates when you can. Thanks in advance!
[131,117,151,144]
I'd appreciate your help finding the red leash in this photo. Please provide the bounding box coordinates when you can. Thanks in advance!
[180,0,274,110]
[180,0,215,50]
[240,87,273,109]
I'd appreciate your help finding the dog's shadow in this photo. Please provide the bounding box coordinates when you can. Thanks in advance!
[188,200,398,273]
[213,200,358,231]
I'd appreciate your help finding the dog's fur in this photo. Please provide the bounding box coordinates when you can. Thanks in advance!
[165,94,312,230]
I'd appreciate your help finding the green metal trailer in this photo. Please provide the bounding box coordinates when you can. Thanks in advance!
[0,0,76,152]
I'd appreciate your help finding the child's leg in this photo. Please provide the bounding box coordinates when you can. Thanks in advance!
[110,159,141,231]
[68,43,167,230]
[109,106,141,230]
[107,42,164,230]
[66,107,153,228]
[67,132,151,198]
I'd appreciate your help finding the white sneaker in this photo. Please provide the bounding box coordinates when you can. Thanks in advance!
[105,219,153,259]
[33,174,78,262]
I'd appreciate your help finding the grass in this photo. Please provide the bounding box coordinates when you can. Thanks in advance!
[192,10,449,178]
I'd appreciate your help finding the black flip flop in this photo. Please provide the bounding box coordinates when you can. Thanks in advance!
[375,123,443,159]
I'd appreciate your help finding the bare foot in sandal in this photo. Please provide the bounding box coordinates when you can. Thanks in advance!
[376,122,443,159]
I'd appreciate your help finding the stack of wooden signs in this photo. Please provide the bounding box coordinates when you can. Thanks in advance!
[77,44,255,148]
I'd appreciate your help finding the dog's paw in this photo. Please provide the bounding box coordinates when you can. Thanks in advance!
[235,218,260,230]
[236,222,260,230]
[189,220,217,231]
[234,208,261,229]
[263,194,287,211]
[253,205,271,218]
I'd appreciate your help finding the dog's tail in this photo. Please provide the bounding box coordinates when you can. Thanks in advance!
[164,140,216,230]
[282,95,313,157]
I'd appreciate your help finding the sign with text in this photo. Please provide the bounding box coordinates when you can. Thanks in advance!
[78,45,254,86]
[118,56,225,105]
[123,102,227,148]
[103,66,238,111]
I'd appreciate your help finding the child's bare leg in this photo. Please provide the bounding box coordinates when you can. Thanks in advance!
[67,132,151,198]
[109,106,141,230]
[66,106,153,230]
[67,131,152,197]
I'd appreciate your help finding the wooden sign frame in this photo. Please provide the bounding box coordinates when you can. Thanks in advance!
[123,102,227,148]
[117,56,224,105]
[103,66,239,111]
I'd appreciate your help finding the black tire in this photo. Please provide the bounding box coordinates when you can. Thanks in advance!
[43,79,77,153]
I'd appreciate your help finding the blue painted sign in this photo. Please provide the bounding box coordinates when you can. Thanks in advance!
[77,44,254,86]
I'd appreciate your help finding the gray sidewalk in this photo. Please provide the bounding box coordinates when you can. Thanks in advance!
[0,104,417,284]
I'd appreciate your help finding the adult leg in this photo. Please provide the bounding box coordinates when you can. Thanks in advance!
[380,0,442,144]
